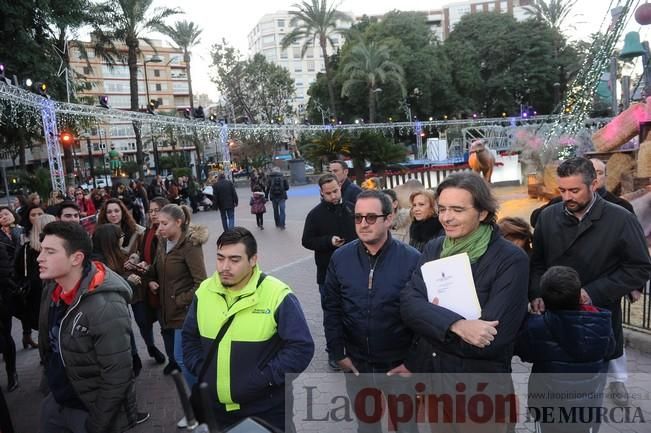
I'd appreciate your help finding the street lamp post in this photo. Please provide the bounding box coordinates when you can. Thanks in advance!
[143,55,163,174]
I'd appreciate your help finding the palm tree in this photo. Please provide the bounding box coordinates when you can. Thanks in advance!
[281,0,352,118]
[340,41,406,123]
[93,0,180,178]
[155,20,202,110]
[524,0,578,32]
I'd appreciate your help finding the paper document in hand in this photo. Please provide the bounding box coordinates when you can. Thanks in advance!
[420,252,481,320]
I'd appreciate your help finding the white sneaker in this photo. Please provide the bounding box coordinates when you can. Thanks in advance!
[177,416,198,430]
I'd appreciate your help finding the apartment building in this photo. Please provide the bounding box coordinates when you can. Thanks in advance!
[68,37,192,174]
[248,11,353,112]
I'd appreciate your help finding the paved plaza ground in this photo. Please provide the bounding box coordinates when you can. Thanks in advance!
[4,183,651,432]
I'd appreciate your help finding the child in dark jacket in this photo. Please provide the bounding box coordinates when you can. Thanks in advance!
[249,186,267,229]
[516,266,615,433]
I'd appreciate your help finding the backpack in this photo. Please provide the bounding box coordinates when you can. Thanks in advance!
[270,176,284,195]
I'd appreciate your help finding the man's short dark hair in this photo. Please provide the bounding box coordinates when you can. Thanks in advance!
[217,227,257,259]
[356,190,393,215]
[436,172,498,224]
[329,160,348,172]
[382,189,397,202]
[42,221,92,264]
[56,200,80,217]
[318,173,338,188]
[557,157,596,186]
[541,266,582,310]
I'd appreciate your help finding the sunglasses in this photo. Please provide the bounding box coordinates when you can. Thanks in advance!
[354,214,388,225]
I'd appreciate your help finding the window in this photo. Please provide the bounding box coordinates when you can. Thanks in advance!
[277,19,285,27]
[294,65,302,72]
[293,47,301,59]
[83,66,92,75]
[307,60,315,72]
[173,82,189,92]
[153,69,161,77]
[102,65,130,78]
[155,83,162,91]
[157,97,163,106]
[280,49,288,59]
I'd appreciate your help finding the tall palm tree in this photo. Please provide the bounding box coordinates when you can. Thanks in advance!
[340,41,406,123]
[93,0,180,178]
[524,0,578,32]
[281,0,352,118]
[155,20,202,110]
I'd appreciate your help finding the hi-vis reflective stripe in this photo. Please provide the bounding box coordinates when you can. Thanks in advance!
[195,271,291,411]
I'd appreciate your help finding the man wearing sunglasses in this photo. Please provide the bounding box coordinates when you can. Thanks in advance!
[323,190,421,433]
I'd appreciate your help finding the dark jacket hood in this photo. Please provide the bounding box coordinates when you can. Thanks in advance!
[542,309,613,362]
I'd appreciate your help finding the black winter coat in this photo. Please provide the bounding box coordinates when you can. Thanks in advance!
[323,236,421,364]
[212,178,239,210]
[340,178,362,205]
[266,173,289,200]
[515,308,615,425]
[408,217,444,253]
[401,226,529,373]
[38,262,137,433]
[530,195,651,359]
[301,200,357,284]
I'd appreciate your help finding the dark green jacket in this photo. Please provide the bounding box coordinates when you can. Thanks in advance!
[39,261,138,433]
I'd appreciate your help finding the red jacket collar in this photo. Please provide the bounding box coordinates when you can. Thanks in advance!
[51,261,107,305]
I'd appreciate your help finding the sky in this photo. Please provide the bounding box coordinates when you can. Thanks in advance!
[145,0,646,100]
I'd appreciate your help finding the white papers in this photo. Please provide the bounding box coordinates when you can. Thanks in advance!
[420,252,481,320]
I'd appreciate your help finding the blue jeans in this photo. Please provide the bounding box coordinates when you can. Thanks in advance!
[271,199,286,228]
[174,328,196,388]
[219,208,235,231]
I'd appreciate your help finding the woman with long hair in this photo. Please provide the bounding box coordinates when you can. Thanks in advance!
[145,204,207,428]
[91,224,145,376]
[15,208,53,350]
[0,206,22,392]
[97,198,145,256]
[497,216,533,254]
[408,189,443,252]
[75,187,96,218]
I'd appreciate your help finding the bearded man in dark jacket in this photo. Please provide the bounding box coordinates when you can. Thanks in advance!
[38,222,147,433]
[529,158,651,405]
[302,173,357,370]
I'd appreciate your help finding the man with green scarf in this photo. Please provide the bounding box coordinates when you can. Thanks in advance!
[400,172,529,431]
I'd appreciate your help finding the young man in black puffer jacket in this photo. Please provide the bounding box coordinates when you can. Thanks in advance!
[38,222,148,433]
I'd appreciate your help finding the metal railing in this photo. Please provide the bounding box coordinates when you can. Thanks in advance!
[622,281,651,333]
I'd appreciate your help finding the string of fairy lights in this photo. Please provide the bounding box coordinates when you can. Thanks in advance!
[0,1,635,163]
[549,0,637,158]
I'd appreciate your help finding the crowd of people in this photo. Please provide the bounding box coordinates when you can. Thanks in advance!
[0,155,648,433]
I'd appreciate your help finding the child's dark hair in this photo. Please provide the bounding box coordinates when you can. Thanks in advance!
[541,265,582,310]
[42,221,92,265]
[252,186,263,193]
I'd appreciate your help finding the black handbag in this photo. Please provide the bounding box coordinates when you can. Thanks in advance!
[189,273,267,423]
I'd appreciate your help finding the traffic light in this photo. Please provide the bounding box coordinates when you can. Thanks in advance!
[0,64,8,85]
[59,130,75,147]
[147,100,157,114]
[37,82,49,98]
[193,106,205,119]
[99,95,110,108]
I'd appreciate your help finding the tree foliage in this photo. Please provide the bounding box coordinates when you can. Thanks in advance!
[210,41,295,124]
[155,20,202,109]
[91,0,181,178]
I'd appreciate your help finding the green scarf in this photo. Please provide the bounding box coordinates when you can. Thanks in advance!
[440,224,492,263]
